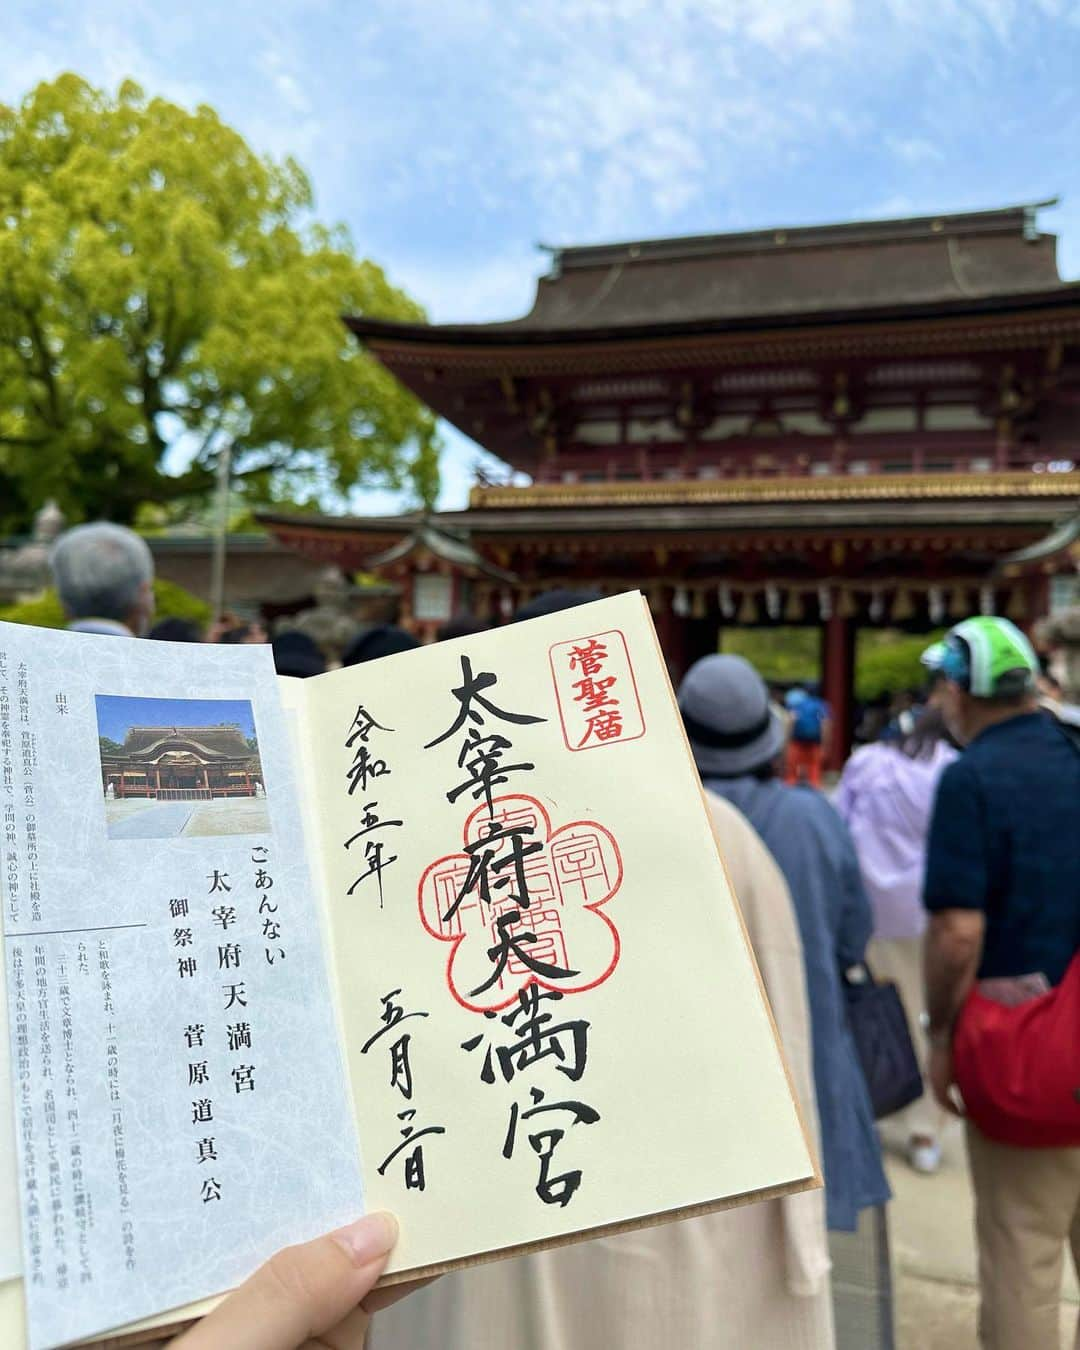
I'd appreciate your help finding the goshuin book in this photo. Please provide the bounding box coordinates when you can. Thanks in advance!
[0,592,818,1350]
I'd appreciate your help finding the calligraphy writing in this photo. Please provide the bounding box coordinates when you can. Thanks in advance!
[344,704,400,907]
[502,1086,600,1208]
[425,655,544,815]
[549,628,646,752]
[420,796,623,1013]
[364,989,444,1189]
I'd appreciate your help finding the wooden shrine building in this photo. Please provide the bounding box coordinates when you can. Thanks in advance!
[260,204,1080,764]
[100,725,264,801]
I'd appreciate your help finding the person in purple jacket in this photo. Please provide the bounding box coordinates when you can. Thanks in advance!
[834,695,957,1174]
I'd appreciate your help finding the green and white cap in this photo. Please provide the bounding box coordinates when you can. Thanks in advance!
[921,616,1039,698]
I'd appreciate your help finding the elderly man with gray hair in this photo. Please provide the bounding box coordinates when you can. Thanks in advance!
[49,522,155,637]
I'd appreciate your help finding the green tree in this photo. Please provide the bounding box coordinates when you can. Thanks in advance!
[98,736,124,756]
[0,74,439,532]
[855,629,946,701]
[0,576,210,629]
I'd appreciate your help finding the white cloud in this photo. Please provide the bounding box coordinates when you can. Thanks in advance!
[3,0,1072,251]
[357,0,1078,219]
[354,0,1070,242]
[857,193,920,220]
[886,136,946,165]
[255,46,310,117]
[347,424,510,514]
[389,248,540,324]
[736,0,857,54]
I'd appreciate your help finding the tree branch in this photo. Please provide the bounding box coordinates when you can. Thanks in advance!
[192,413,231,466]
[19,305,62,426]
[0,434,48,448]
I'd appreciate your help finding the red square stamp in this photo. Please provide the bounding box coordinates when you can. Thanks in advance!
[548,628,645,752]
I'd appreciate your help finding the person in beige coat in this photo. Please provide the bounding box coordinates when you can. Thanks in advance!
[368,791,834,1350]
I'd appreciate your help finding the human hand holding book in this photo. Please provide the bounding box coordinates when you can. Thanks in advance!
[169,1212,412,1350]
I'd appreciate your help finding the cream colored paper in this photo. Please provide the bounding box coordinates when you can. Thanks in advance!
[296,591,817,1280]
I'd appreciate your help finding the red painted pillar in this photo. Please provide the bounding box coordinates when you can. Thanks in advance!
[822,612,854,772]
[654,590,689,685]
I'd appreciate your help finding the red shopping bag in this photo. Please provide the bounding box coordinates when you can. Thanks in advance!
[953,951,1080,1148]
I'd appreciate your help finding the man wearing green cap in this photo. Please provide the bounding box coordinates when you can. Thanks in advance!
[921,615,1080,1348]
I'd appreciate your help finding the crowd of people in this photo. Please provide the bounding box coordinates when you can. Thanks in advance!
[38,520,1080,1349]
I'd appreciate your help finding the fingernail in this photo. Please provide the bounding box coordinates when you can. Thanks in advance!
[332,1212,399,1266]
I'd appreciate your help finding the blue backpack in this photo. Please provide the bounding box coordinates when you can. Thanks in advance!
[792,696,827,743]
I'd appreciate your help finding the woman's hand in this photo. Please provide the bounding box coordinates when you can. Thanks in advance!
[171,1212,411,1350]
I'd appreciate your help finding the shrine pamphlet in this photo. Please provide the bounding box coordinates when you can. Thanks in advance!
[0,593,818,1350]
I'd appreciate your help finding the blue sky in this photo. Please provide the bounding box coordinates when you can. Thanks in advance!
[4,0,1080,513]
[95,695,257,743]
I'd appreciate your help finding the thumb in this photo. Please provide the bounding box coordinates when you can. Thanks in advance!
[173,1213,398,1350]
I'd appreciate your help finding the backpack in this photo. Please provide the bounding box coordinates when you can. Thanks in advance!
[792,697,826,743]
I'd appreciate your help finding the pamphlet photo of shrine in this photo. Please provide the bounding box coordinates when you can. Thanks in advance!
[95,695,269,841]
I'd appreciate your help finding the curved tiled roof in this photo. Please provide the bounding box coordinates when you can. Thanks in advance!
[347,203,1074,344]
[104,724,255,761]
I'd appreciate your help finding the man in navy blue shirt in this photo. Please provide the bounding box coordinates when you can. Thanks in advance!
[922,615,1080,1349]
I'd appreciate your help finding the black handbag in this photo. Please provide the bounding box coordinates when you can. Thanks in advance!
[843,963,924,1120]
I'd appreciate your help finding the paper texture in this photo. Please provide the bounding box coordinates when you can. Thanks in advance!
[0,941,22,1280]
[297,592,816,1278]
[0,626,363,1350]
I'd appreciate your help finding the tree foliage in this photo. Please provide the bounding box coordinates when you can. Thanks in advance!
[718,625,946,701]
[854,629,946,702]
[0,577,210,629]
[0,75,438,532]
[719,628,819,684]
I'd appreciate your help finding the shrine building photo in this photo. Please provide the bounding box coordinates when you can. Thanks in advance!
[99,722,263,802]
[258,202,1080,764]
[96,695,269,841]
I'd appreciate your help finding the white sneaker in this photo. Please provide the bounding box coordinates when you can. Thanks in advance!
[907,1138,942,1174]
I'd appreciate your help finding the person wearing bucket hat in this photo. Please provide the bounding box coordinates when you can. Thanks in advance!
[921,615,1080,1346]
[678,654,789,778]
[678,655,889,1237]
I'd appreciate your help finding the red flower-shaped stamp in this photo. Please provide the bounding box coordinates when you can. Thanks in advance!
[419,794,623,1013]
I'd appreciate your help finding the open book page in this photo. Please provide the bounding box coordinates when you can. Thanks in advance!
[48,680,363,1350]
[0,624,363,1350]
[0,944,21,1281]
[0,947,25,1345]
[299,592,818,1280]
